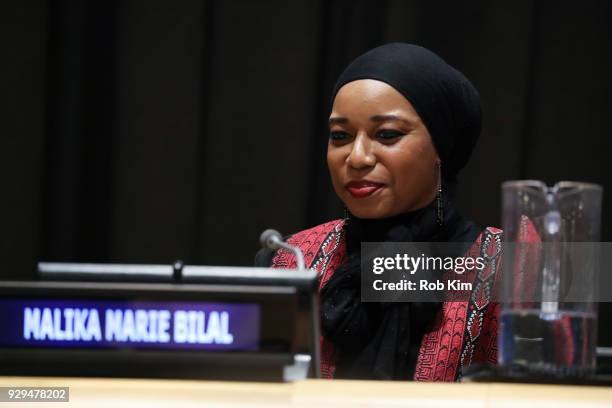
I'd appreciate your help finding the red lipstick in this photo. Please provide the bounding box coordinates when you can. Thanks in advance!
[345,181,384,198]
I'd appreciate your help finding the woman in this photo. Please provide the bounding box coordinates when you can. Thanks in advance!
[256,43,535,381]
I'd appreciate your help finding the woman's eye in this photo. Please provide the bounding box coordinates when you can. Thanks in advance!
[377,129,405,140]
[329,131,351,141]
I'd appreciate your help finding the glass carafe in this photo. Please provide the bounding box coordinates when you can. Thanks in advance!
[499,180,602,377]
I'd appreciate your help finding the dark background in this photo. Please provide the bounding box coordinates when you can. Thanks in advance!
[2,1,612,344]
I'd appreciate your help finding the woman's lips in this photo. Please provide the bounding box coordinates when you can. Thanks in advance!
[345,181,384,198]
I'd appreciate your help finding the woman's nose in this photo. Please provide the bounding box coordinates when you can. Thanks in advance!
[346,133,376,169]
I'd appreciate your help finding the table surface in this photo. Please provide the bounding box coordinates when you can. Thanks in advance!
[1,376,612,408]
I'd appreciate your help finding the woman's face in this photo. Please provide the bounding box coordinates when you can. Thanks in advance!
[327,79,439,219]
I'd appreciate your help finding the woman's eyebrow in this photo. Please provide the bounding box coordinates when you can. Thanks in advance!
[328,116,349,126]
[370,114,414,126]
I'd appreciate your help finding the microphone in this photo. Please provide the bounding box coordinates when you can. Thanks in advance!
[259,229,306,270]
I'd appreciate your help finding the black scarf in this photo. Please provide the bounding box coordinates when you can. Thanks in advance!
[320,195,480,380]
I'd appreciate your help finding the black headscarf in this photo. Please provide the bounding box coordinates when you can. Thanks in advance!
[320,43,482,380]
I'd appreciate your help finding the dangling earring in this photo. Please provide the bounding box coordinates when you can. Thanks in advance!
[436,161,443,227]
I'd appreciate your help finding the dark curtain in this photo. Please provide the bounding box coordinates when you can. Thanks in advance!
[1,0,612,344]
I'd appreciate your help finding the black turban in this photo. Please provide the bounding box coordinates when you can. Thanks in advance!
[331,43,482,181]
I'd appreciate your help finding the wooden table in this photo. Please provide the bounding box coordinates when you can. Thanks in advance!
[1,376,611,407]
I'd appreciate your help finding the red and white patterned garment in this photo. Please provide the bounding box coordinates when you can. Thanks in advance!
[271,217,540,381]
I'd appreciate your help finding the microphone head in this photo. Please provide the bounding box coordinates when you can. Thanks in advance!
[259,229,283,250]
